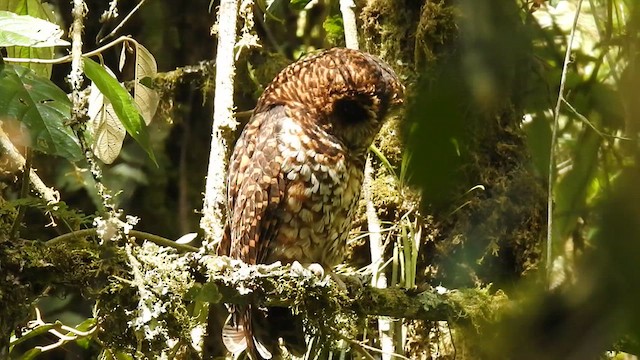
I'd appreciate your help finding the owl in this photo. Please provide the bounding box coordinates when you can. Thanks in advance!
[221,47,403,359]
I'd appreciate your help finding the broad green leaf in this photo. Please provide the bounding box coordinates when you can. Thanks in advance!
[0,63,82,160]
[524,113,552,178]
[83,57,156,165]
[0,1,65,78]
[87,66,126,164]
[554,129,602,242]
[0,10,69,47]
[133,43,159,125]
[6,44,53,78]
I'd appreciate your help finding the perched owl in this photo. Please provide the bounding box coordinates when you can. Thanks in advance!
[222,48,403,359]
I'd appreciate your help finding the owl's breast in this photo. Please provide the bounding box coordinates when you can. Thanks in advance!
[266,117,364,267]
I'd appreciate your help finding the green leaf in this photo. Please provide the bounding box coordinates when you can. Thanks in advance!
[554,130,602,242]
[0,10,69,47]
[290,0,312,10]
[0,64,82,160]
[17,348,41,360]
[73,317,96,349]
[261,0,286,23]
[184,282,222,303]
[83,57,157,165]
[0,1,66,78]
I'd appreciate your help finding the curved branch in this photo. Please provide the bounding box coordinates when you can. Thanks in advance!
[46,228,199,253]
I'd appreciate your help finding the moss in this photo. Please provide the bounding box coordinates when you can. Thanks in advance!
[0,237,108,350]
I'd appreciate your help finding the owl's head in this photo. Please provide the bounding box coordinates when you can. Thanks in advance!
[257,48,404,155]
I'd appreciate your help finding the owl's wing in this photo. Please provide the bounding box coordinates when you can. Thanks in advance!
[227,105,287,265]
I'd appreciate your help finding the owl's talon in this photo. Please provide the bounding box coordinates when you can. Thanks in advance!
[290,261,304,275]
[307,263,325,278]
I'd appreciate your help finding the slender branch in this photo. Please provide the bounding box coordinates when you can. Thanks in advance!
[200,0,240,250]
[46,228,199,253]
[547,0,583,285]
[0,128,60,204]
[4,36,135,65]
[9,148,31,240]
[562,99,631,141]
[98,0,146,43]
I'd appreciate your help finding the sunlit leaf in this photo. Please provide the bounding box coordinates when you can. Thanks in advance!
[83,57,156,165]
[0,1,64,78]
[0,10,69,47]
[133,42,159,125]
[0,63,82,160]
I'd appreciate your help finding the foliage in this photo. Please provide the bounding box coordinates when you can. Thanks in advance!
[0,63,82,160]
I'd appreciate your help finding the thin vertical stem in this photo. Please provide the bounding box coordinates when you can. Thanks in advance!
[547,0,584,283]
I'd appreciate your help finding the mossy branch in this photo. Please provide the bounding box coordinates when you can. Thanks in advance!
[2,237,506,322]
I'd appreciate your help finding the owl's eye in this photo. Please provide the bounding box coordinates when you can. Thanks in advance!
[332,97,373,125]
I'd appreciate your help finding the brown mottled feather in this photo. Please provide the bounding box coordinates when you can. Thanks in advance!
[222,48,403,359]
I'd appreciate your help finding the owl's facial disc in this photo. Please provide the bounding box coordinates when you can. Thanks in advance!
[332,96,374,125]
[329,94,384,153]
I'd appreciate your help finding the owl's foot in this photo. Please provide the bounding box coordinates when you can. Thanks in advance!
[290,262,348,290]
[290,261,325,278]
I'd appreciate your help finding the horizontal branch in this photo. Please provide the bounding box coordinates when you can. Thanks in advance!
[198,253,507,324]
[0,237,507,351]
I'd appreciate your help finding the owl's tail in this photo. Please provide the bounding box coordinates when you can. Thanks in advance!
[222,306,306,359]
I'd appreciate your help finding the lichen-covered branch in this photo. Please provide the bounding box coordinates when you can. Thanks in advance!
[68,0,87,125]
[1,238,504,322]
[200,0,240,250]
[0,237,509,356]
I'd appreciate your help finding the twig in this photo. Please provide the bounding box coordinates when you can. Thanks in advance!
[562,99,631,141]
[4,36,135,64]
[46,228,200,253]
[200,0,240,250]
[547,0,584,283]
[9,148,31,240]
[98,0,146,43]
[68,0,87,109]
[333,329,411,360]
